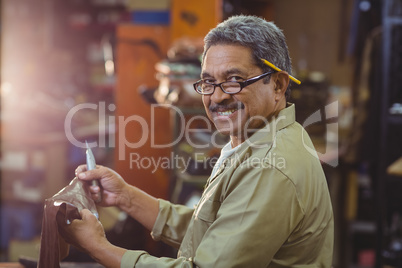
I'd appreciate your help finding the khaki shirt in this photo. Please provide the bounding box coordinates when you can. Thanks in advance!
[121,104,334,267]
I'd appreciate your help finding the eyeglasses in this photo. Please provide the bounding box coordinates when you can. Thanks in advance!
[193,71,275,95]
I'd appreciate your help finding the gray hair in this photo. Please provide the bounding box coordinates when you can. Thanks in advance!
[203,15,293,96]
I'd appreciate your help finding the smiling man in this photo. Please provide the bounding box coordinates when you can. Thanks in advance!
[198,44,286,147]
[58,15,334,268]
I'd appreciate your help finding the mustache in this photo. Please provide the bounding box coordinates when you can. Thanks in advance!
[209,102,245,112]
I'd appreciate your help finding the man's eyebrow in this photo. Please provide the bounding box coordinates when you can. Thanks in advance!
[224,68,245,76]
[201,68,246,79]
[201,72,213,79]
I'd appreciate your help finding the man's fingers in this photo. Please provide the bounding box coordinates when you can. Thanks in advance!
[75,164,88,175]
[89,184,101,193]
[86,184,102,204]
[77,166,103,181]
[80,209,98,222]
[75,164,102,176]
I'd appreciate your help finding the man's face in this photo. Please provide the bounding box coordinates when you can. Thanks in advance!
[201,44,283,143]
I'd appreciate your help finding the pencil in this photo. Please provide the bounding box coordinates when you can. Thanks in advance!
[261,58,301,85]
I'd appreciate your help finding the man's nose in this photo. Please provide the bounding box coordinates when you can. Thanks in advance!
[210,86,232,104]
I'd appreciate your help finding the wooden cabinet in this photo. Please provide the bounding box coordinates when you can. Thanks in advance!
[114,24,172,199]
[170,0,222,41]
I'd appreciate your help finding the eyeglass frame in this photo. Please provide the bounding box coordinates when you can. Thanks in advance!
[193,71,276,95]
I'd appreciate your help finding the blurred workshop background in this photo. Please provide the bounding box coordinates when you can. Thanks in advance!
[0,0,401,267]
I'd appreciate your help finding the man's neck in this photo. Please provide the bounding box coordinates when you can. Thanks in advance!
[230,137,242,148]
[229,102,288,148]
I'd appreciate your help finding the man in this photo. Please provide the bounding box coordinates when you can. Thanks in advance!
[60,15,334,267]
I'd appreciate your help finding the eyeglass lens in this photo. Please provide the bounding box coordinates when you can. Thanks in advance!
[199,81,241,94]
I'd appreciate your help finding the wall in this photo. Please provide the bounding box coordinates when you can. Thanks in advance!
[273,0,355,87]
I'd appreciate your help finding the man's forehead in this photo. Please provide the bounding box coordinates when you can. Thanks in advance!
[201,68,247,79]
[201,45,255,77]
[203,44,253,61]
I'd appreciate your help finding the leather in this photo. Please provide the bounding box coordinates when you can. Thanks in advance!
[37,178,98,268]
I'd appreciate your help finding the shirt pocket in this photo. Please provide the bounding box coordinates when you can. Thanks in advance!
[195,198,221,223]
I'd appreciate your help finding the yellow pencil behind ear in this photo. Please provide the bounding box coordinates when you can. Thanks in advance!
[261,58,301,85]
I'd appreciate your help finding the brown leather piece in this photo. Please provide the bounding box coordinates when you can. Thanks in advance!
[37,178,98,268]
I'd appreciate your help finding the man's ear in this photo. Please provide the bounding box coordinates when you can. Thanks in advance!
[273,71,290,100]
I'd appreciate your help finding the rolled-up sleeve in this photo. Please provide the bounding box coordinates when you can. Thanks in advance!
[121,251,195,268]
[151,199,194,249]
[121,199,195,267]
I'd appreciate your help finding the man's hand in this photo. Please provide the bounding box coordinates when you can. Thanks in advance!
[57,208,107,254]
[58,208,126,268]
[75,165,130,209]
[75,164,160,231]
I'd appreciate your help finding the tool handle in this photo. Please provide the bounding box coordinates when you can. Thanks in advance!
[86,143,101,203]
